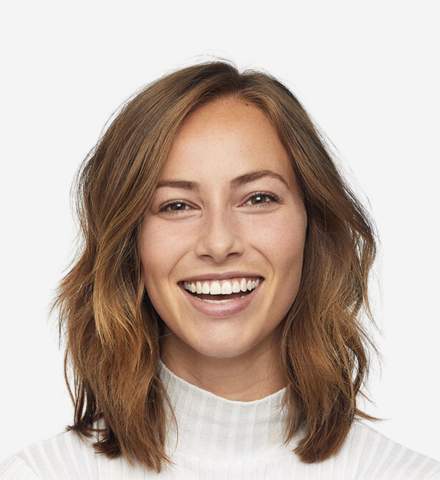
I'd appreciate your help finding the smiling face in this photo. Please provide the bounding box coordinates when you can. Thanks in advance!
[139,97,307,370]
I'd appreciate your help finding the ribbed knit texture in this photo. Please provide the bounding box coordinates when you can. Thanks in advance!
[1,359,439,479]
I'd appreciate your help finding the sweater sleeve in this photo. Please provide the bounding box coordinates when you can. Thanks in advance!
[0,455,41,480]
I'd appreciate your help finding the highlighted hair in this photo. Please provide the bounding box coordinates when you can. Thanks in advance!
[52,59,380,473]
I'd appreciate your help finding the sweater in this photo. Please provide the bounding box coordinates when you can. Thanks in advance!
[1,359,439,479]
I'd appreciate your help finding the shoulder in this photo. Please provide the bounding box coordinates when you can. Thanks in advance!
[0,429,102,480]
[0,429,159,479]
[336,421,440,479]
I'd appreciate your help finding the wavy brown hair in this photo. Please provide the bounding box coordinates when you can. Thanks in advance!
[51,59,380,473]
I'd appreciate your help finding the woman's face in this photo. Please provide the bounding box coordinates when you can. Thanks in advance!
[139,97,307,362]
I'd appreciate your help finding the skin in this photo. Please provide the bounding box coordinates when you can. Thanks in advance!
[139,97,307,401]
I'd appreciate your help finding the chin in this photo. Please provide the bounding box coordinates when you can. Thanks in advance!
[186,329,268,361]
[193,345,250,360]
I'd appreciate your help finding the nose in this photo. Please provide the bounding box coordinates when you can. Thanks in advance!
[194,207,245,263]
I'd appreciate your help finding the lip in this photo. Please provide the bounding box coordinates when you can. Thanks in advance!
[179,278,264,318]
[179,271,263,283]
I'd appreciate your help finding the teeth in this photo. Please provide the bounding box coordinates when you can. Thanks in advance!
[210,281,221,295]
[183,277,260,296]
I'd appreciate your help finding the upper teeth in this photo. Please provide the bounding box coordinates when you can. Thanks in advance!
[183,278,260,295]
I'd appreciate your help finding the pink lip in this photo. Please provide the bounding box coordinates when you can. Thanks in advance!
[180,271,263,282]
[179,279,263,318]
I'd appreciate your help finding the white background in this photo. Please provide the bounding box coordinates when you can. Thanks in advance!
[1,0,439,464]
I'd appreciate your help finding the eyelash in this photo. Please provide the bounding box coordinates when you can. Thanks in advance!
[159,192,281,215]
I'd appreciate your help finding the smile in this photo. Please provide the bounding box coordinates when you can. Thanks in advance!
[179,276,264,317]
[182,277,260,297]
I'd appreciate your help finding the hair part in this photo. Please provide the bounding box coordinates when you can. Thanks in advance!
[51,59,381,473]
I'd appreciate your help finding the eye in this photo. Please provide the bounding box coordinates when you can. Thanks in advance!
[159,201,192,214]
[158,192,281,215]
[243,192,280,207]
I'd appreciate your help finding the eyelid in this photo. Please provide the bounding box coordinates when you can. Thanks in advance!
[158,191,282,215]
[242,191,281,207]
[158,200,195,215]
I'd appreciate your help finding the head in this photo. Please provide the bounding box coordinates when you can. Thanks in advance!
[54,60,379,472]
[139,95,308,368]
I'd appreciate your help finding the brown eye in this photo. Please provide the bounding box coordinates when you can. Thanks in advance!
[168,202,186,211]
[160,201,192,214]
[244,193,280,207]
[250,195,269,205]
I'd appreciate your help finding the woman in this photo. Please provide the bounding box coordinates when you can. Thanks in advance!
[1,60,439,479]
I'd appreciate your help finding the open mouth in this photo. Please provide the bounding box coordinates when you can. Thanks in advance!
[179,277,263,304]
[186,289,252,303]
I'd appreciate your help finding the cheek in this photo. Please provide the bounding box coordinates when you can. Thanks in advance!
[139,219,197,321]
[139,209,307,283]
[246,211,307,267]
[139,219,190,286]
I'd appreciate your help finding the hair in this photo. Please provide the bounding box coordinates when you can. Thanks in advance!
[52,59,380,473]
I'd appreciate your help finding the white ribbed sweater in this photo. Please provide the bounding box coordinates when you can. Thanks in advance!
[1,359,439,479]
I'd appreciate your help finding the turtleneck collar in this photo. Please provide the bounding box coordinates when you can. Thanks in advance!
[157,358,299,462]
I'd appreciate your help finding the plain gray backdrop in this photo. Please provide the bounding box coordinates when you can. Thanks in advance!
[1,0,439,463]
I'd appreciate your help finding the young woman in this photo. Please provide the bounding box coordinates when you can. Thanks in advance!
[1,61,439,479]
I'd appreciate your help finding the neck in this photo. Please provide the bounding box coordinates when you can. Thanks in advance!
[157,359,299,463]
[160,327,286,401]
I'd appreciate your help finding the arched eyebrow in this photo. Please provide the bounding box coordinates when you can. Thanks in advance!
[156,169,289,191]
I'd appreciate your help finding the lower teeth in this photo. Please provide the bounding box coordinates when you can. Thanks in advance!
[194,295,247,303]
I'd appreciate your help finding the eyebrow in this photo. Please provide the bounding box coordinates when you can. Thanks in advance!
[156,169,289,191]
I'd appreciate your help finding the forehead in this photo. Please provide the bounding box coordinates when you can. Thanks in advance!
[161,98,294,185]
